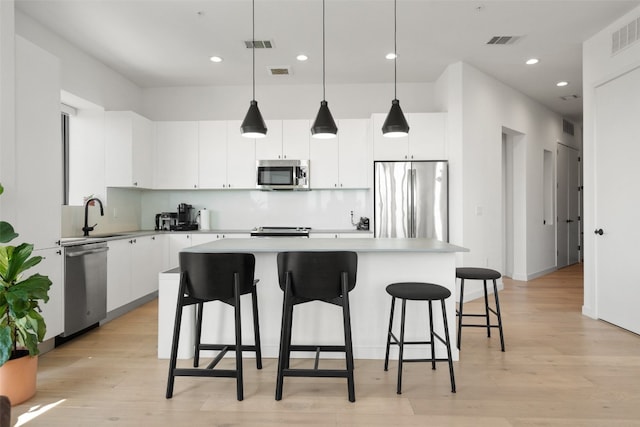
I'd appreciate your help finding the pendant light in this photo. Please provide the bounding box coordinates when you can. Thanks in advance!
[241,0,267,138]
[382,0,409,138]
[310,0,338,139]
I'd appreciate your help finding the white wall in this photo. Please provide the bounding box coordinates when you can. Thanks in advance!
[582,5,640,318]
[438,62,572,280]
[15,10,142,112]
[0,0,16,221]
[142,82,436,121]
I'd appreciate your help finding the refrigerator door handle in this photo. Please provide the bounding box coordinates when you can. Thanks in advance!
[410,168,416,238]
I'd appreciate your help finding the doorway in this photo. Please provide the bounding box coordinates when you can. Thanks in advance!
[557,143,581,268]
[502,128,526,280]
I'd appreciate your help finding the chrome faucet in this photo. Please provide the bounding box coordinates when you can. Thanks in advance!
[82,197,104,237]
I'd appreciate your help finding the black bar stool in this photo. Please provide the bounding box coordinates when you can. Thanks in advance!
[166,252,262,401]
[275,251,358,402]
[384,282,456,394]
[456,267,505,351]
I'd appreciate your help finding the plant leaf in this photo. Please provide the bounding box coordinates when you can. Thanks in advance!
[3,243,34,283]
[0,221,18,244]
[8,274,52,305]
[0,325,11,366]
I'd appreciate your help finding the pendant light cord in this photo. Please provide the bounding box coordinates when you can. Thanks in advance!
[252,0,256,101]
[394,0,397,100]
[322,0,326,101]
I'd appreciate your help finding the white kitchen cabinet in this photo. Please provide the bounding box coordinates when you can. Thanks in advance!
[255,120,309,160]
[13,37,62,250]
[105,111,153,188]
[154,121,199,189]
[130,235,164,300]
[168,233,193,269]
[108,235,165,311]
[310,119,369,189]
[282,120,310,159]
[198,121,227,189]
[373,113,446,161]
[254,120,283,160]
[310,232,373,239]
[35,247,64,341]
[190,233,218,247]
[107,239,132,312]
[226,121,256,189]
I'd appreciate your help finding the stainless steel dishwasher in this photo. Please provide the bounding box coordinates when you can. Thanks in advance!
[62,241,109,337]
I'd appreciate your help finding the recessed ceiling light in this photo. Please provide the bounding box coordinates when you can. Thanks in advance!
[296,54,308,62]
[210,56,223,63]
[556,81,569,87]
[385,53,397,60]
[525,58,539,65]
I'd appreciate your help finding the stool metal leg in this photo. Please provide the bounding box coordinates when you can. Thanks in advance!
[341,272,356,403]
[233,274,244,401]
[457,278,465,349]
[493,279,506,352]
[441,299,456,393]
[384,296,396,371]
[193,301,203,368]
[397,298,407,394]
[428,300,436,370]
[275,274,294,401]
[483,280,492,338]
[251,285,263,369]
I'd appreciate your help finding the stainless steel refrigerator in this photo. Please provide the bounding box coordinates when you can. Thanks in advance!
[374,161,448,241]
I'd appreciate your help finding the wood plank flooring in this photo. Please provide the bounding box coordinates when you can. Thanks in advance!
[8,263,640,426]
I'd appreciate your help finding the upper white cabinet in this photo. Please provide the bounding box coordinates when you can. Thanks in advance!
[105,111,153,188]
[255,120,310,160]
[13,37,62,250]
[198,121,227,189]
[373,113,446,161]
[310,119,369,189]
[154,121,199,189]
[254,120,283,160]
[226,120,256,189]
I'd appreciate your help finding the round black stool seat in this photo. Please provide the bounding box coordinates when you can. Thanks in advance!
[386,282,451,301]
[456,267,501,280]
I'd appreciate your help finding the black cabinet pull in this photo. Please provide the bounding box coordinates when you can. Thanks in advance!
[594,229,604,235]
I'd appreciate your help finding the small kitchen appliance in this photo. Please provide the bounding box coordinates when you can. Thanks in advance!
[175,203,198,231]
[156,212,178,231]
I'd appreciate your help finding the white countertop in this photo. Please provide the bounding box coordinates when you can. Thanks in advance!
[183,237,468,253]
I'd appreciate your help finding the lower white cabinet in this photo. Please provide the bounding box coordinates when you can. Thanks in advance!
[34,247,64,341]
[107,235,165,312]
[169,233,251,269]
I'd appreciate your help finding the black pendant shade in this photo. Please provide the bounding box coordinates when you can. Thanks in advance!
[241,100,267,138]
[311,100,338,138]
[383,0,409,138]
[241,0,267,139]
[382,99,409,138]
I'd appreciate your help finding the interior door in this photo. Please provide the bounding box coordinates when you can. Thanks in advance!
[557,145,569,268]
[557,144,580,267]
[594,67,640,334]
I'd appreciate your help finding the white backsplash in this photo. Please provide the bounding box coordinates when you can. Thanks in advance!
[140,188,372,231]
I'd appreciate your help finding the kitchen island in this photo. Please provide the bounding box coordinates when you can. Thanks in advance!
[158,238,468,361]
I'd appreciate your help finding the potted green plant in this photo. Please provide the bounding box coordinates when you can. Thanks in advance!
[0,183,52,405]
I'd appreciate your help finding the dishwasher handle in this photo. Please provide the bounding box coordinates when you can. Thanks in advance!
[66,247,109,258]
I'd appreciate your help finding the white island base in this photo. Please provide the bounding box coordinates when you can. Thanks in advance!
[158,238,468,361]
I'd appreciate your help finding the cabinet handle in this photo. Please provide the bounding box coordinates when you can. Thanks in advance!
[55,240,61,246]
[151,236,155,240]
[194,184,197,188]
[56,250,62,255]
[186,235,190,239]
[133,182,138,186]
[404,155,408,159]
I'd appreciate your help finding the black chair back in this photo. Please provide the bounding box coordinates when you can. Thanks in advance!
[277,251,357,300]
[179,252,255,301]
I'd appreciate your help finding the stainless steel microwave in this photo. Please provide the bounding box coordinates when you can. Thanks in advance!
[256,159,310,190]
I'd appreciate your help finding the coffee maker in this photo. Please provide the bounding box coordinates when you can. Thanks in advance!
[175,203,198,231]
[155,212,178,231]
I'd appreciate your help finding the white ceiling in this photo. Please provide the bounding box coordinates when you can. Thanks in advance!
[15,0,640,121]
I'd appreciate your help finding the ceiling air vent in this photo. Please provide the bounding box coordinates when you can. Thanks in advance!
[244,40,273,49]
[563,119,575,136]
[486,36,521,45]
[611,17,640,54]
[267,66,291,76]
[560,94,581,101]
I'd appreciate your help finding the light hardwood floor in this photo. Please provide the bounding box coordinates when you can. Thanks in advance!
[9,263,640,426]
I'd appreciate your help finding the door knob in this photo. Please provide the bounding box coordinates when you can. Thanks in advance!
[594,229,604,235]
[566,219,574,223]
